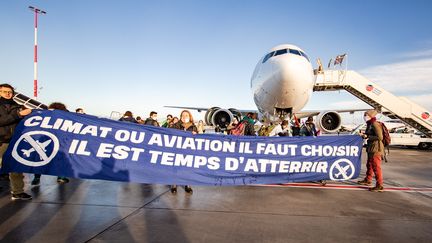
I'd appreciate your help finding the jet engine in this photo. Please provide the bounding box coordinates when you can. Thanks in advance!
[204,107,242,130]
[316,111,342,133]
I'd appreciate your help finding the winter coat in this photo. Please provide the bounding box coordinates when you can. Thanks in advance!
[172,121,198,133]
[144,117,160,127]
[0,100,23,143]
[366,120,384,156]
[119,116,138,123]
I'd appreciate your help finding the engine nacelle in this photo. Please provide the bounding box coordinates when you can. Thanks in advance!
[204,107,242,130]
[204,107,220,126]
[316,111,342,133]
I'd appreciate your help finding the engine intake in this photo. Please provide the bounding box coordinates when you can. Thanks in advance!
[316,111,342,133]
[204,107,242,130]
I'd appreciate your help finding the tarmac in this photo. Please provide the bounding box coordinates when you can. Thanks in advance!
[0,146,431,243]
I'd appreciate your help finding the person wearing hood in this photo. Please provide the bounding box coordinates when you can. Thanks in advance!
[358,109,385,192]
[144,111,160,127]
[0,84,33,200]
[170,110,197,194]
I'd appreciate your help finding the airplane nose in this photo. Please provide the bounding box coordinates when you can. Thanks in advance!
[269,57,314,110]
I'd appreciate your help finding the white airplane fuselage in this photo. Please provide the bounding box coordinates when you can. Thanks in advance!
[251,44,315,119]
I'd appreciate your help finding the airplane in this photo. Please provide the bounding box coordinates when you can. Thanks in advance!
[334,164,351,179]
[21,139,52,158]
[166,44,368,133]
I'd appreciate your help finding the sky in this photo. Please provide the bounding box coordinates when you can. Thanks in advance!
[1,0,432,123]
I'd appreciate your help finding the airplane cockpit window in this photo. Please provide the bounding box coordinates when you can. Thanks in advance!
[300,51,310,62]
[263,49,310,63]
[289,49,301,56]
[274,49,288,56]
[262,51,275,63]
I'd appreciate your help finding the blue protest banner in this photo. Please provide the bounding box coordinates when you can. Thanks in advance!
[0,110,363,185]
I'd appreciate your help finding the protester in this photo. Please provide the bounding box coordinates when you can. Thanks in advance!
[292,117,301,136]
[258,122,275,136]
[269,120,292,137]
[197,120,205,134]
[0,83,33,200]
[226,116,239,134]
[242,112,256,136]
[301,116,318,136]
[144,111,160,126]
[229,113,256,136]
[119,111,138,123]
[162,114,173,128]
[300,116,325,185]
[136,116,145,124]
[75,108,85,114]
[170,110,197,194]
[358,109,385,192]
[32,102,70,185]
[168,117,179,128]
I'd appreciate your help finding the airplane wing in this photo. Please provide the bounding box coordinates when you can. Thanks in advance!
[164,106,211,113]
[164,106,257,114]
[294,108,370,119]
[166,106,368,117]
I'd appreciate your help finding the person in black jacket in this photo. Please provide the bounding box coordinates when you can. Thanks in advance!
[119,111,138,123]
[0,84,33,200]
[170,110,197,194]
[144,111,160,127]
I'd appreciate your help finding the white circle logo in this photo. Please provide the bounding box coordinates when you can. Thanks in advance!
[329,158,355,181]
[12,131,59,167]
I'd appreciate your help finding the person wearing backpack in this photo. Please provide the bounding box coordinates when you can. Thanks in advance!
[357,110,385,192]
[229,113,256,136]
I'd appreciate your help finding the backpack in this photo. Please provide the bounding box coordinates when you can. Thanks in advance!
[378,121,391,162]
[380,122,391,147]
[230,121,246,136]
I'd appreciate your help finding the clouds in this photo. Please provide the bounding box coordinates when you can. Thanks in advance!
[359,57,432,94]
[323,55,432,112]
[355,56,432,111]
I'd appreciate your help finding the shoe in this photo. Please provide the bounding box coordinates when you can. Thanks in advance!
[11,192,32,201]
[369,185,384,192]
[357,179,372,186]
[57,177,70,184]
[0,174,9,181]
[184,186,193,194]
[319,180,327,186]
[31,177,40,186]
[170,186,177,194]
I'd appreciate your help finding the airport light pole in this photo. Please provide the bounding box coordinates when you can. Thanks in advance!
[29,6,46,98]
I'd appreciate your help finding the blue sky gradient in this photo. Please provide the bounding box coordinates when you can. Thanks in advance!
[1,1,431,121]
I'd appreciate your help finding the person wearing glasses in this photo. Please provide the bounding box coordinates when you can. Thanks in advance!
[0,83,33,200]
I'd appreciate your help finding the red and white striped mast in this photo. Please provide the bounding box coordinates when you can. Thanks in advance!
[28,6,46,98]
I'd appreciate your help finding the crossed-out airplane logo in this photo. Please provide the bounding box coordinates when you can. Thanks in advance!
[329,158,355,181]
[12,131,59,167]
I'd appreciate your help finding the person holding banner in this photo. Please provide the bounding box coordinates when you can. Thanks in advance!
[32,102,71,185]
[170,110,197,194]
[0,83,33,200]
[162,114,173,128]
[119,111,138,123]
[358,109,384,192]
[145,111,160,127]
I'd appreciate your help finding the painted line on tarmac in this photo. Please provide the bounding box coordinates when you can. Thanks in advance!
[261,183,432,193]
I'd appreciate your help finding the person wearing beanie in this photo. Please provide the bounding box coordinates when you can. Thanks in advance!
[358,109,385,192]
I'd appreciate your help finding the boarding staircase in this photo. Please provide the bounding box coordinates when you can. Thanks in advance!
[313,70,432,138]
